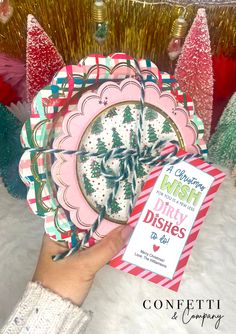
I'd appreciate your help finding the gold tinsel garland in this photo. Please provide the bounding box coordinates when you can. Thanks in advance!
[0,0,235,71]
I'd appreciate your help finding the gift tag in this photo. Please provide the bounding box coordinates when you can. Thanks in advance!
[110,150,225,291]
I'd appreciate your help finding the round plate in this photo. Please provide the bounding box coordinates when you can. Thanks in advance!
[52,78,202,241]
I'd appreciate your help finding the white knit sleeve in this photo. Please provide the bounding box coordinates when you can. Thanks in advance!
[0,281,93,334]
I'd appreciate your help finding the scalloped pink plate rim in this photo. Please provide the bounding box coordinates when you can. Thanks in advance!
[51,78,198,239]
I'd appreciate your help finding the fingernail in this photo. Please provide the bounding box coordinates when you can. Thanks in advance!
[121,225,133,242]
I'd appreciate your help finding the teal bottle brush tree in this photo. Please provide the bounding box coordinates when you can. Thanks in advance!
[208,92,236,182]
[0,103,27,199]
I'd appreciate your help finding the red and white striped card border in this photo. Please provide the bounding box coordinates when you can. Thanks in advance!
[109,148,225,292]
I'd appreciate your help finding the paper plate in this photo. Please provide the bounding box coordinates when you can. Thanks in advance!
[52,78,203,240]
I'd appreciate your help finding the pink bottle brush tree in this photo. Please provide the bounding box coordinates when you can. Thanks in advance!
[26,14,65,102]
[175,8,213,141]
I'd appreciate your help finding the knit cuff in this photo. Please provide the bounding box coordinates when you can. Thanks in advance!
[1,281,93,334]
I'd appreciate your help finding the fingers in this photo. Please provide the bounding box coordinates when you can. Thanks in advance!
[39,225,133,277]
[80,224,133,273]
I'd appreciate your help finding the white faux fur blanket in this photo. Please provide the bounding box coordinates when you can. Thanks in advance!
[0,169,235,334]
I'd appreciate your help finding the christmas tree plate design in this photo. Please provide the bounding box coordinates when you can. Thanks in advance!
[19,53,206,248]
[51,78,202,240]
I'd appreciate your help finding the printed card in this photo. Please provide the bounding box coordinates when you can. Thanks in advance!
[110,150,225,291]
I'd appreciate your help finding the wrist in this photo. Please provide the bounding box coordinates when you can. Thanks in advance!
[1,281,93,334]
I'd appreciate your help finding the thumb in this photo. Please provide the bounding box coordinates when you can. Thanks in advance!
[82,224,133,273]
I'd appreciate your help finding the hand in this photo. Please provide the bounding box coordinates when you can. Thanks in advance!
[32,225,133,306]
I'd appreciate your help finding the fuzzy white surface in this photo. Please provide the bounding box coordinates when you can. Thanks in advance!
[0,169,235,334]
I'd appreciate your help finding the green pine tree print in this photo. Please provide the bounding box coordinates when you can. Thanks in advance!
[123,105,135,124]
[90,160,101,178]
[112,128,124,148]
[109,198,121,214]
[96,138,108,155]
[79,145,88,163]
[148,124,158,143]
[145,107,158,121]
[161,119,173,134]
[83,174,95,195]
[124,180,132,199]
[136,162,147,178]
[106,107,118,118]
[91,117,103,134]
[130,129,137,149]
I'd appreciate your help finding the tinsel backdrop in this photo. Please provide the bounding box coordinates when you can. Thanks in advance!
[0,0,235,72]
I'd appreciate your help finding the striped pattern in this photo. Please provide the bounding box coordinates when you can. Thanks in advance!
[109,151,225,292]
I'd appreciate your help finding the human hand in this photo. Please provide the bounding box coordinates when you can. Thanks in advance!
[32,225,133,306]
